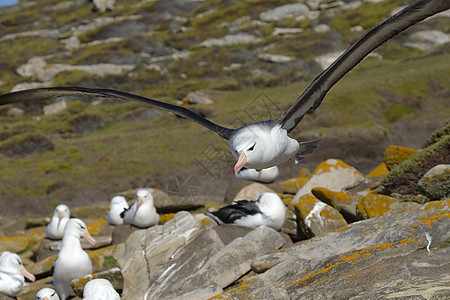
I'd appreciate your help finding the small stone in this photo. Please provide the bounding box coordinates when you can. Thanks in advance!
[6,107,25,117]
[182,91,213,105]
[384,145,417,170]
[43,100,67,115]
[290,194,347,239]
[417,164,450,200]
[260,3,309,22]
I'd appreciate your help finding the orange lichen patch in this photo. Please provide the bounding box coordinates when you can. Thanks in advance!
[293,262,340,287]
[280,195,292,205]
[383,145,417,170]
[366,163,389,178]
[85,219,108,235]
[356,194,397,219]
[25,227,46,243]
[280,177,309,194]
[158,213,176,225]
[212,281,253,298]
[27,254,57,275]
[423,199,450,212]
[312,187,362,207]
[0,236,30,253]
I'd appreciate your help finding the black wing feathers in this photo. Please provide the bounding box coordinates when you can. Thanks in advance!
[0,87,232,140]
[207,200,261,224]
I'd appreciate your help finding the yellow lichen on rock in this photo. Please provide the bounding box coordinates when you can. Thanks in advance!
[383,145,417,170]
[356,194,396,219]
[366,163,389,178]
[158,213,176,225]
[0,235,30,253]
[85,218,108,235]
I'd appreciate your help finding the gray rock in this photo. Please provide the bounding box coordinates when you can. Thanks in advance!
[403,30,450,51]
[43,100,67,115]
[93,0,116,12]
[214,200,450,299]
[182,91,213,105]
[260,3,309,22]
[418,164,450,200]
[313,24,330,33]
[257,53,295,63]
[6,107,24,117]
[200,34,262,47]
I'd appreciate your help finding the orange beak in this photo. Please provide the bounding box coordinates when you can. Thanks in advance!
[234,150,247,175]
[20,267,35,282]
[136,197,143,209]
[83,231,97,246]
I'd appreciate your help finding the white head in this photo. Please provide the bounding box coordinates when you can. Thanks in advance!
[256,193,286,230]
[110,195,128,206]
[36,288,60,300]
[53,204,70,221]
[63,218,97,246]
[83,278,120,300]
[135,189,153,209]
[230,122,299,173]
[0,251,35,282]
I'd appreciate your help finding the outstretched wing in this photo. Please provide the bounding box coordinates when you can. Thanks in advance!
[277,0,450,132]
[0,86,232,140]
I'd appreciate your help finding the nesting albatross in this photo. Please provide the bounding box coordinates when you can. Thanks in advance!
[0,0,448,174]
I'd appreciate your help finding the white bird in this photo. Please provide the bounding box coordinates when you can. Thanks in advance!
[206,192,286,230]
[0,251,35,297]
[53,218,97,300]
[121,189,159,228]
[36,287,60,300]
[235,166,279,183]
[106,195,129,225]
[0,0,448,175]
[46,204,71,240]
[82,278,120,300]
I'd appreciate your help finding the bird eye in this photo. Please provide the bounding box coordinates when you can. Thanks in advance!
[248,144,256,151]
[51,292,56,296]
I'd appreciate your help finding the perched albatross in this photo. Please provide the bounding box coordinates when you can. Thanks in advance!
[52,218,97,300]
[82,278,120,300]
[120,189,160,228]
[206,192,286,230]
[0,251,35,297]
[36,287,60,300]
[106,195,129,226]
[0,0,448,174]
[45,204,71,240]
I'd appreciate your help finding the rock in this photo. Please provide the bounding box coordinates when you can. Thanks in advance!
[0,236,29,253]
[384,145,417,170]
[43,100,67,115]
[280,168,311,194]
[292,159,366,202]
[200,34,262,47]
[356,194,421,219]
[16,56,134,82]
[27,254,57,278]
[93,0,116,13]
[366,162,389,178]
[115,212,218,299]
[272,27,303,36]
[311,187,361,223]
[182,91,213,105]
[88,245,118,273]
[257,53,295,63]
[6,107,24,117]
[215,199,450,299]
[314,24,330,33]
[417,164,450,200]
[403,30,450,51]
[313,51,343,70]
[233,183,276,202]
[290,194,348,238]
[260,3,309,22]
[166,226,286,299]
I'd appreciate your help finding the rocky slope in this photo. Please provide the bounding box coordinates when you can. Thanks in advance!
[0,1,449,299]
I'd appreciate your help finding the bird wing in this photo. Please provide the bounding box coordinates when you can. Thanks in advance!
[207,200,262,224]
[276,0,450,132]
[0,86,232,140]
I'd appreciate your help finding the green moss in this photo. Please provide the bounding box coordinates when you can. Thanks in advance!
[51,70,99,86]
[384,103,417,122]
[102,255,117,269]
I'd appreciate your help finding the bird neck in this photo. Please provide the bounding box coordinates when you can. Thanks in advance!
[61,234,81,249]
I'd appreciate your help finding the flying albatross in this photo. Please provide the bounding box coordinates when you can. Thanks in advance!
[0,0,448,174]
